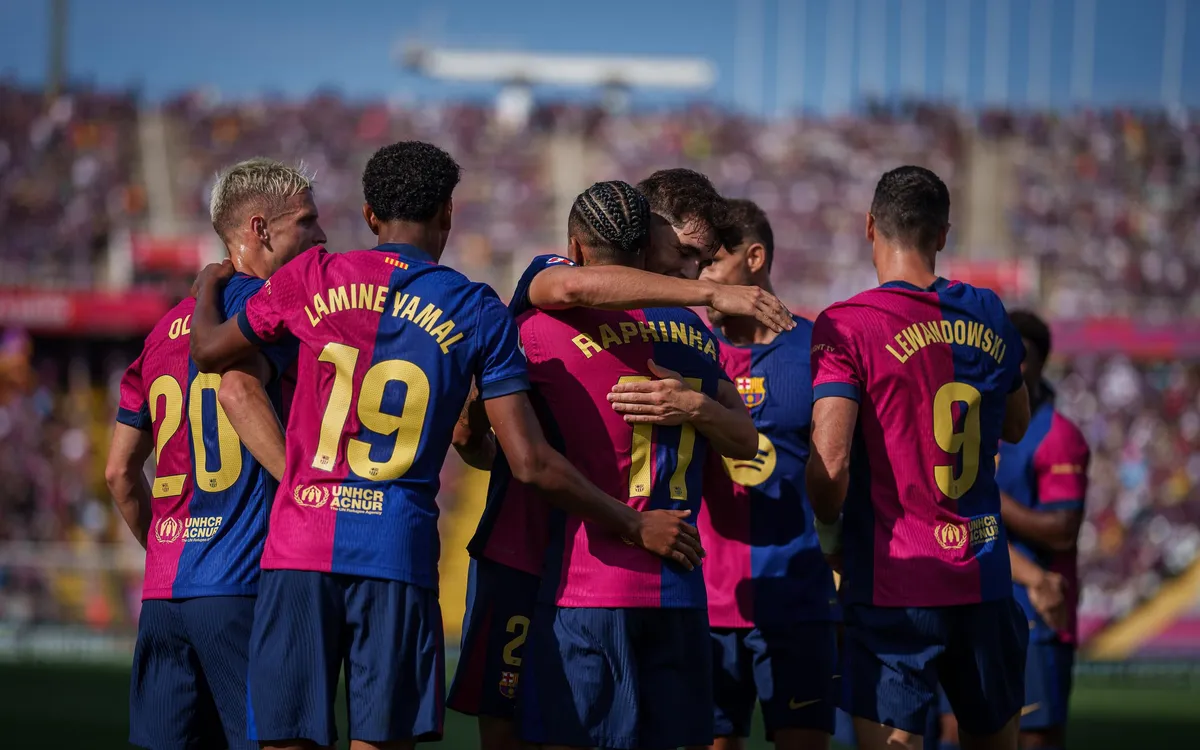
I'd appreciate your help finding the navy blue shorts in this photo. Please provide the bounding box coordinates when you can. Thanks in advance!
[711,623,837,738]
[520,605,714,750]
[833,707,942,749]
[447,557,539,719]
[843,597,1028,736]
[129,596,256,750]
[247,570,444,745]
[1019,641,1074,731]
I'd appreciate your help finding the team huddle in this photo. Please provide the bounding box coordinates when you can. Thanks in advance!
[105,142,1090,750]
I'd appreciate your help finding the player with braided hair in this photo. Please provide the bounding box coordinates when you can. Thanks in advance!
[446,180,767,750]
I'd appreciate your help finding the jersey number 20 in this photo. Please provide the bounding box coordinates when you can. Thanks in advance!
[933,381,981,499]
[620,374,702,501]
[311,342,429,480]
[148,373,243,497]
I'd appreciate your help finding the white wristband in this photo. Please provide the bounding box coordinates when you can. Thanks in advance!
[815,516,843,556]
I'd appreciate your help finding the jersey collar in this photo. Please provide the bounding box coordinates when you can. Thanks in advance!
[878,277,951,293]
[374,243,435,264]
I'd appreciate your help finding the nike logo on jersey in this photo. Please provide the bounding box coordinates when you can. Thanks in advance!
[789,698,821,710]
[1021,703,1041,716]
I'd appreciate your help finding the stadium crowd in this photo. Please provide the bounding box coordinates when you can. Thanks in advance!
[0,85,1198,640]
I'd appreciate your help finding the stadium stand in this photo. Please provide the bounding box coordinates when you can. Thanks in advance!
[1,86,1198,660]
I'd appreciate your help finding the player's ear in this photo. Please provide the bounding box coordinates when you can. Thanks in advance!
[745,243,767,274]
[567,236,584,266]
[865,212,876,242]
[250,214,268,244]
[361,203,380,236]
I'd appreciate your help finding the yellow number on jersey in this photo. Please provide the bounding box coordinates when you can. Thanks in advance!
[619,375,703,501]
[502,615,530,667]
[148,373,243,498]
[189,373,243,493]
[148,375,187,498]
[933,381,982,499]
[312,342,431,480]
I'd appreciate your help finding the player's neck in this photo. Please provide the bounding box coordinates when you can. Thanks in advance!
[375,223,445,262]
[719,315,777,346]
[719,276,779,345]
[874,245,939,289]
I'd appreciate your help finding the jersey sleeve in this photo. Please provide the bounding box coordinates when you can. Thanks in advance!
[1033,417,1090,510]
[810,307,863,402]
[224,273,299,380]
[116,349,150,431]
[475,287,531,400]
[508,254,577,317]
[236,248,314,346]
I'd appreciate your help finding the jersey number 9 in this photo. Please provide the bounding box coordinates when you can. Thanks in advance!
[932,381,982,499]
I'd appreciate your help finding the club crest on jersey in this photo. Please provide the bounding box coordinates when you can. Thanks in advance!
[933,522,968,551]
[546,257,575,266]
[499,671,519,699]
[154,517,184,544]
[293,484,330,509]
[736,377,766,408]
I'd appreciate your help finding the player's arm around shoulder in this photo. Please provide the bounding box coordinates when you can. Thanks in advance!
[190,260,255,372]
[526,258,794,332]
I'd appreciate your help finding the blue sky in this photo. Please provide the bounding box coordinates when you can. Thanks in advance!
[1,0,1197,113]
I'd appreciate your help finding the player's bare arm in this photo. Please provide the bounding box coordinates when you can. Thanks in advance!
[807,396,859,526]
[529,264,795,333]
[999,493,1083,553]
[484,390,705,569]
[452,380,496,471]
[1008,543,1068,630]
[217,355,287,481]
[105,423,155,549]
[190,260,259,373]
[606,360,758,460]
[1002,381,1031,443]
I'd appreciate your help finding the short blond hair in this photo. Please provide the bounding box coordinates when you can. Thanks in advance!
[209,158,314,240]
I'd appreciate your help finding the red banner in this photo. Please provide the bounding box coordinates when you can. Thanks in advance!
[0,289,175,335]
[940,259,1040,300]
[130,233,206,273]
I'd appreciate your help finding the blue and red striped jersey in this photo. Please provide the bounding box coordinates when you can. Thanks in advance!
[235,244,529,589]
[519,302,728,608]
[699,316,837,627]
[116,273,296,600]
[998,389,1089,644]
[810,278,1025,607]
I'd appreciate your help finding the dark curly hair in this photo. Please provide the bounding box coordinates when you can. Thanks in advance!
[870,166,950,252]
[637,168,732,246]
[722,198,775,271]
[567,181,651,257]
[1009,309,1052,362]
[362,141,461,223]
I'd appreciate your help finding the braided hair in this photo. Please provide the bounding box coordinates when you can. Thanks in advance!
[567,180,652,258]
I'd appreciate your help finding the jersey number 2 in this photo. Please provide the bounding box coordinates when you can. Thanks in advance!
[311,342,429,480]
[148,373,243,497]
[620,375,702,501]
[932,381,981,499]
